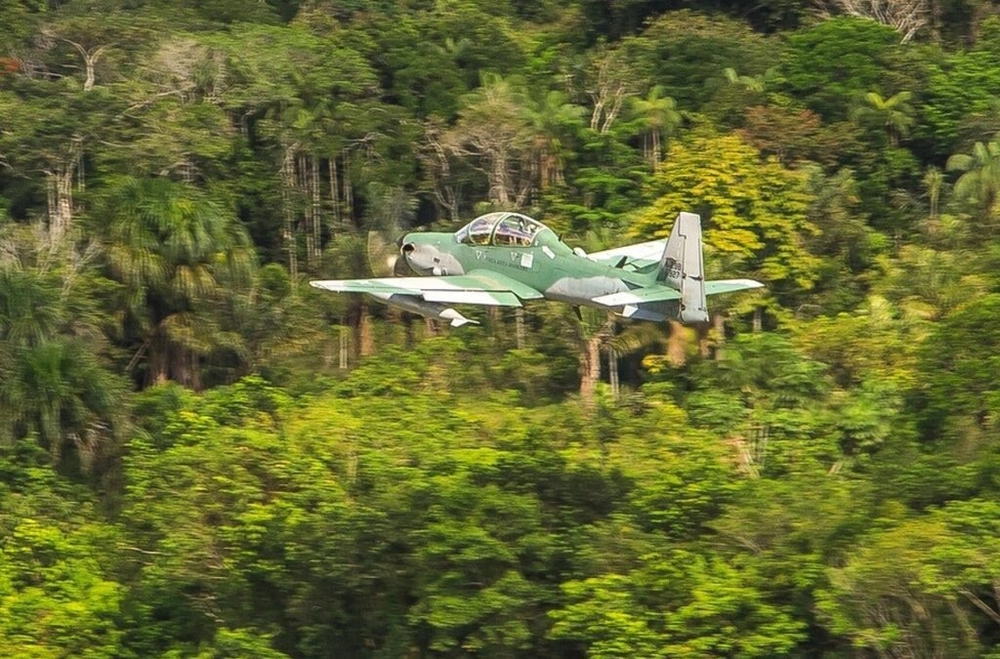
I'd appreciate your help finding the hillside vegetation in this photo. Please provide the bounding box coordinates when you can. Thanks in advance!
[3,0,1000,656]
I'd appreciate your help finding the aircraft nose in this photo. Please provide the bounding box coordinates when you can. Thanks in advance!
[404,240,451,275]
[402,242,433,273]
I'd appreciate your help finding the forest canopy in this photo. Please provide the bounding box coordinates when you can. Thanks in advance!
[3,0,1000,656]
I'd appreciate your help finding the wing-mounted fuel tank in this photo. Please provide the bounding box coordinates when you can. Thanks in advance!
[368,292,478,327]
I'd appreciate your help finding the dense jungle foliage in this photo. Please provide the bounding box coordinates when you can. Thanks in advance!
[4,0,1000,656]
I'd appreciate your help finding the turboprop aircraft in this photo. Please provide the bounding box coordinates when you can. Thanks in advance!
[310,211,763,326]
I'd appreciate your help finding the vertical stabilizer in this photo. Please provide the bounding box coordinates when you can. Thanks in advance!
[656,212,708,324]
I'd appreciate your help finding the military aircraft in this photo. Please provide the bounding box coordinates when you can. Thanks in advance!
[310,211,763,327]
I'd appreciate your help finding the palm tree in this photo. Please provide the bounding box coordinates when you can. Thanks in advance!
[317,184,419,362]
[0,262,126,473]
[101,176,255,388]
[7,338,127,471]
[947,136,1000,228]
[573,306,616,407]
[630,86,680,172]
[567,229,671,402]
[522,89,586,190]
[0,267,63,348]
[723,67,768,93]
[604,321,667,397]
[855,91,915,146]
[923,166,944,220]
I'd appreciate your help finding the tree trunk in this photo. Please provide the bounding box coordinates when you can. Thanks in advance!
[608,349,619,398]
[339,323,349,370]
[329,157,340,235]
[358,301,375,358]
[666,319,687,367]
[312,156,321,262]
[187,347,202,391]
[281,146,298,280]
[146,329,170,387]
[490,151,510,206]
[579,335,601,407]
[46,145,79,242]
[342,149,353,224]
[83,55,96,91]
[515,307,525,349]
[590,99,603,132]
[64,41,108,93]
[300,153,313,267]
[713,313,726,361]
[698,323,710,358]
[487,306,501,342]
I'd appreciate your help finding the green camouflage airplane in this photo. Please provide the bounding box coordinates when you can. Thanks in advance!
[310,211,763,326]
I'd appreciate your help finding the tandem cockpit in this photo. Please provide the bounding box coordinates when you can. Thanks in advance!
[454,212,571,254]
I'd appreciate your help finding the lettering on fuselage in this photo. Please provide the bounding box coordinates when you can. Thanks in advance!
[472,249,534,272]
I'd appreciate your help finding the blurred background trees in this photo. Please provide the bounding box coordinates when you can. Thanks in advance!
[5,0,1000,656]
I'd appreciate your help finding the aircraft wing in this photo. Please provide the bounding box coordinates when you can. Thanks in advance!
[587,239,666,267]
[310,270,544,307]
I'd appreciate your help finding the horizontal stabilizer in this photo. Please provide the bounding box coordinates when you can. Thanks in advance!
[593,286,682,307]
[705,279,765,295]
[588,239,666,267]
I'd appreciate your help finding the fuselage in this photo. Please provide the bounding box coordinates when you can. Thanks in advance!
[400,229,651,311]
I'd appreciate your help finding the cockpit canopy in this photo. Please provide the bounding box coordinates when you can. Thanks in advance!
[455,212,554,248]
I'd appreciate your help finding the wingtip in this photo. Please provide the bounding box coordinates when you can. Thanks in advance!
[726,278,766,289]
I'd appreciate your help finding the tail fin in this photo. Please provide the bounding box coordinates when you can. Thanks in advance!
[655,212,708,324]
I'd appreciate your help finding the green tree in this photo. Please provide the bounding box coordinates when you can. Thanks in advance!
[628,85,680,172]
[667,333,839,477]
[799,166,875,312]
[920,26,1000,158]
[550,550,806,657]
[0,517,125,658]
[443,74,535,207]
[815,500,1000,659]
[711,475,875,653]
[779,17,904,122]
[737,105,852,168]
[98,176,255,388]
[623,11,774,111]
[632,132,820,302]
[947,134,1000,227]
[522,89,587,190]
[548,573,664,658]
[0,229,127,473]
[915,294,1000,446]
[854,91,916,147]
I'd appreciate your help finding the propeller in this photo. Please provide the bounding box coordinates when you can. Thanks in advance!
[364,186,417,277]
[366,229,410,277]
